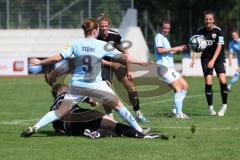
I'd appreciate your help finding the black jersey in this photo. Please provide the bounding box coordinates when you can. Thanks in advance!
[50,93,103,136]
[197,26,225,62]
[97,29,122,61]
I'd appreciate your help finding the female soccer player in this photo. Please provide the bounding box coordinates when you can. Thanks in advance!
[154,19,189,119]
[97,14,148,122]
[190,10,228,117]
[21,19,148,137]
[228,31,240,90]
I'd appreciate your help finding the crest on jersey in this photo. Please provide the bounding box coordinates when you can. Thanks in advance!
[212,34,217,39]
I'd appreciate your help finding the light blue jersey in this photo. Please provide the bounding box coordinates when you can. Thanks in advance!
[60,38,121,87]
[154,33,174,68]
[229,38,240,64]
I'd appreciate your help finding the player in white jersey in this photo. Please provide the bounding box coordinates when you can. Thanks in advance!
[21,19,148,137]
[154,19,189,119]
[228,31,240,90]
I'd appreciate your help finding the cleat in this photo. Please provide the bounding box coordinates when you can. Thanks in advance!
[218,107,227,117]
[83,129,100,139]
[144,134,160,139]
[209,109,216,116]
[142,127,152,135]
[227,84,231,91]
[21,126,37,138]
[171,108,177,115]
[176,112,190,119]
[136,113,149,123]
[144,133,169,140]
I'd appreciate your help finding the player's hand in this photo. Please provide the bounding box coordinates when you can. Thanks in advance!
[207,59,215,69]
[29,58,41,66]
[190,60,195,68]
[127,72,134,81]
[172,45,186,53]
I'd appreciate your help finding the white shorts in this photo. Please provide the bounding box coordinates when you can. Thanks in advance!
[161,68,181,84]
[64,81,118,104]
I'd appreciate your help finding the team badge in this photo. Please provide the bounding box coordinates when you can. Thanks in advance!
[212,34,217,39]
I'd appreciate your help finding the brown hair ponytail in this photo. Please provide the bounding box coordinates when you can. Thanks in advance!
[82,19,99,36]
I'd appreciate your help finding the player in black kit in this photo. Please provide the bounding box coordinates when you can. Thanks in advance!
[97,14,148,122]
[190,10,228,117]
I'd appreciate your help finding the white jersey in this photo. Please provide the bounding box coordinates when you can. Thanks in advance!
[60,38,121,88]
[154,33,174,68]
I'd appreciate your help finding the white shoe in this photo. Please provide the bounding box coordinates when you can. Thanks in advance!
[176,113,190,119]
[171,108,177,115]
[209,109,216,116]
[218,107,227,117]
[227,84,231,91]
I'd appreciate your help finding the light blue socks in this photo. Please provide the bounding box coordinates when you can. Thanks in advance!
[116,107,142,132]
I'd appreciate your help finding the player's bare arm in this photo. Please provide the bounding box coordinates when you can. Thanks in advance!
[208,44,222,68]
[157,45,186,54]
[190,52,197,68]
[30,54,62,66]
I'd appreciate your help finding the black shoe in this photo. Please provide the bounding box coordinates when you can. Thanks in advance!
[21,127,36,138]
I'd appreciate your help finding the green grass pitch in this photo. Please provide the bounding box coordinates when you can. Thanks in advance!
[0,76,240,160]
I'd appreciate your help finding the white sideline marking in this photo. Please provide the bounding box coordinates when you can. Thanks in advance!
[160,126,240,131]
[0,119,38,125]
[141,93,205,106]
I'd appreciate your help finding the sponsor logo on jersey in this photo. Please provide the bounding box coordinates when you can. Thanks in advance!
[212,33,217,39]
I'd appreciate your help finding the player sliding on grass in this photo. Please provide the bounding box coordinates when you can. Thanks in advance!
[97,14,148,123]
[227,31,240,90]
[21,19,148,137]
[45,82,165,139]
[154,19,189,119]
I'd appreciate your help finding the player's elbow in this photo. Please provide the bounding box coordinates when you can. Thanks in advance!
[157,48,164,54]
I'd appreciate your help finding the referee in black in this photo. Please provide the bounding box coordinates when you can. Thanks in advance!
[97,14,148,122]
[190,10,228,116]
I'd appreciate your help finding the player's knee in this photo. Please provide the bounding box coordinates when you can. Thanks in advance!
[56,100,74,117]
[103,94,119,108]
[128,86,136,92]
[182,82,189,90]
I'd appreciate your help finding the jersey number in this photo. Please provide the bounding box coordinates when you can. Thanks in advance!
[172,72,176,78]
[82,55,92,73]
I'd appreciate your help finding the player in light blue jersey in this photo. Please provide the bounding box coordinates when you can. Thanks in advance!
[228,31,240,90]
[21,19,148,137]
[154,19,189,119]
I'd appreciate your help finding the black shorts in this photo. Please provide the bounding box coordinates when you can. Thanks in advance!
[68,117,103,136]
[53,107,105,136]
[201,59,226,76]
[101,63,128,83]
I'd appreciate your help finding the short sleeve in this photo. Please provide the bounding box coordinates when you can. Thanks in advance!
[217,29,224,45]
[60,42,74,59]
[155,35,164,48]
[105,48,122,59]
